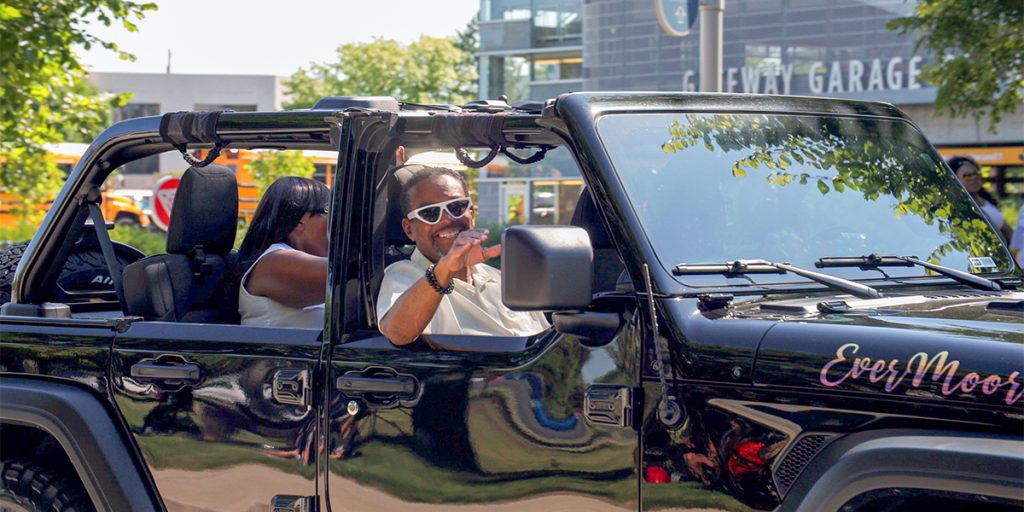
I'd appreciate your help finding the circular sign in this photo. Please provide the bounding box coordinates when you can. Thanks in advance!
[151,175,181,232]
[656,0,699,37]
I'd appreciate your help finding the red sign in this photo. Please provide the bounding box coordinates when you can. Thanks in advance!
[152,176,180,232]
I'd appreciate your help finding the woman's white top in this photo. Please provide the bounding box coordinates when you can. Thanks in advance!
[979,201,1005,229]
[239,243,325,329]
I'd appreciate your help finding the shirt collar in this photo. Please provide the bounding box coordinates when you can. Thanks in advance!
[410,248,432,270]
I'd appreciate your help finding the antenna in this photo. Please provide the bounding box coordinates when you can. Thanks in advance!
[166,49,172,74]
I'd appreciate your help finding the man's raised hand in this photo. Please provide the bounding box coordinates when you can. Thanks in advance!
[439,229,501,279]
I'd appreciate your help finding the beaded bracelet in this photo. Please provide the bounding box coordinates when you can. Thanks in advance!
[425,264,454,295]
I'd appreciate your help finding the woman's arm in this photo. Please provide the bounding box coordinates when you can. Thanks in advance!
[245,249,328,308]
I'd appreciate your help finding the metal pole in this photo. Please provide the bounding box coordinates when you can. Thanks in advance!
[699,0,724,92]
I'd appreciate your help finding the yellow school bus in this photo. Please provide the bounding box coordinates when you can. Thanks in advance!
[193,148,338,225]
[197,148,464,225]
[1,143,150,229]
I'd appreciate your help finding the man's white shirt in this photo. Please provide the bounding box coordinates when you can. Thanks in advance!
[376,249,550,337]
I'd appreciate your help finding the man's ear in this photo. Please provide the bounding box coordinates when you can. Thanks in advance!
[401,218,414,241]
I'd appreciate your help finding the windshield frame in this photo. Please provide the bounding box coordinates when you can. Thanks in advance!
[591,108,1020,293]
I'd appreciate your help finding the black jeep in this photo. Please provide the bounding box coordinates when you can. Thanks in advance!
[1,93,1021,512]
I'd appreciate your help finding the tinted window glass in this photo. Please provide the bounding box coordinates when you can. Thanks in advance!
[597,113,1013,286]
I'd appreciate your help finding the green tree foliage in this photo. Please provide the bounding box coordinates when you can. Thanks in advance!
[248,151,316,196]
[0,0,155,222]
[284,35,477,109]
[660,114,1007,265]
[887,0,1023,130]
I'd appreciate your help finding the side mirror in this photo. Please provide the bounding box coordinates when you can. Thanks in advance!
[501,225,593,311]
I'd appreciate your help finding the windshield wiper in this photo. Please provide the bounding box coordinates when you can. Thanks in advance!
[816,254,1002,292]
[673,259,882,299]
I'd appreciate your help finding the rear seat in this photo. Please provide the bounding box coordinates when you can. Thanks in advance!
[123,165,239,323]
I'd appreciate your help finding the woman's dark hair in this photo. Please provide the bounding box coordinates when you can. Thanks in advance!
[220,176,328,323]
[947,155,999,206]
[236,176,330,270]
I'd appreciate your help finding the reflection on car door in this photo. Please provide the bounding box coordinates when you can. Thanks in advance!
[110,323,321,512]
[325,328,640,512]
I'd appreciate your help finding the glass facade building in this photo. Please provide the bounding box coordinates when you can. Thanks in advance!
[477,0,587,228]
[585,0,930,104]
[479,0,584,102]
[477,0,1023,221]
[479,0,933,104]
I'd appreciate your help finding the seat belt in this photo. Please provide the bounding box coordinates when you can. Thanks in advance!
[85,187,127,311]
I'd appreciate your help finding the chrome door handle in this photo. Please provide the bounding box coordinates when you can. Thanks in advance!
[336,374,416,398]
[130,360,201,382]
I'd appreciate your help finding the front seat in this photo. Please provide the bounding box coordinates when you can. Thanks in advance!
[370,164,421,294]
[123,165,239,322]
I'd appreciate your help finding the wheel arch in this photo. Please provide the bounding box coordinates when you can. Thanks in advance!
[780,428,1024,512]
[0,376,161,512]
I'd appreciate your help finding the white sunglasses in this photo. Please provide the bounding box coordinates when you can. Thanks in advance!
[406,197,473,225]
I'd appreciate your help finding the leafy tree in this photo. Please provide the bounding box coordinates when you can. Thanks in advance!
[284,35,477,109]
[248,151,316,196]
[887,0,1023,130]
[0,0,154,223]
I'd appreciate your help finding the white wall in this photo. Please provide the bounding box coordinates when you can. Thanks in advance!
[88,72,286,188]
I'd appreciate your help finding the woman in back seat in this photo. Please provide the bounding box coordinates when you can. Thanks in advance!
[235,177,330,328]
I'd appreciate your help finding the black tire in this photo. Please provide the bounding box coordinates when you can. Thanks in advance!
[0,242,27,305]
[0,460,92,512]
[0,237,144,305]
[114,214,139,226]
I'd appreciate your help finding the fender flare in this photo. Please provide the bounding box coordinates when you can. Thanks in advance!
[0,376,161,512]
[781,428,1024,512]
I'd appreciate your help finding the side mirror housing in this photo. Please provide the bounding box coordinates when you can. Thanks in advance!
[552,311,622,347]
[501,225,593,311]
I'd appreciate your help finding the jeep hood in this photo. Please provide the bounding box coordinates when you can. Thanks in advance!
[747,291,1024,411]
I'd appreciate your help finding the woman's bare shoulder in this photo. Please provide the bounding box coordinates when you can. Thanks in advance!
[247,249,328,299]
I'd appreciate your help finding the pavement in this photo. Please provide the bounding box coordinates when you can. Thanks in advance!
[153,463,723,512]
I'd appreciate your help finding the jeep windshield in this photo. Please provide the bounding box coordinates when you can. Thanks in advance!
[596,112,1014,288]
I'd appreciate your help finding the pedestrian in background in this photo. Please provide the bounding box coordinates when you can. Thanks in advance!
[948,156,1014,242]
[1011,203,1024,268]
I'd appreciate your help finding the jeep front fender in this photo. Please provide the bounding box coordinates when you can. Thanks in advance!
[781,429,1024,512]
[0,376,161,512]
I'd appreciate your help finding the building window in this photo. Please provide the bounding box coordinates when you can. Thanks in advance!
[114,105,160,175]
[193,104,258,112]
[745,44,783,70]
[313,163,329,185]
[533,0,582,47]
[113,103,160,122]
[532,53,583,81]
[486,0,530,21]
[786,45,828,75]
[121,155,159,175]
[487,55,531,101]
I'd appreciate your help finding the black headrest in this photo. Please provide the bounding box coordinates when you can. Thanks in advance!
[381,164,425,247]
[571,188,613,249]
[166,165,239,254]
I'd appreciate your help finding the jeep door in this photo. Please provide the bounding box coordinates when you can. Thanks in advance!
[110,323,321,512]
[322,126,641,510]
[324,329,641,512]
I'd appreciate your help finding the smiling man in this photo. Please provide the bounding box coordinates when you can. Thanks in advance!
[376,166,550,345]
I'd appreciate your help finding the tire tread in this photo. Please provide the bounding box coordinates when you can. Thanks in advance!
[0,459,92,512]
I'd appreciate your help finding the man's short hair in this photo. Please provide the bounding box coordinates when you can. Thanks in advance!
[399,166,470,216]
